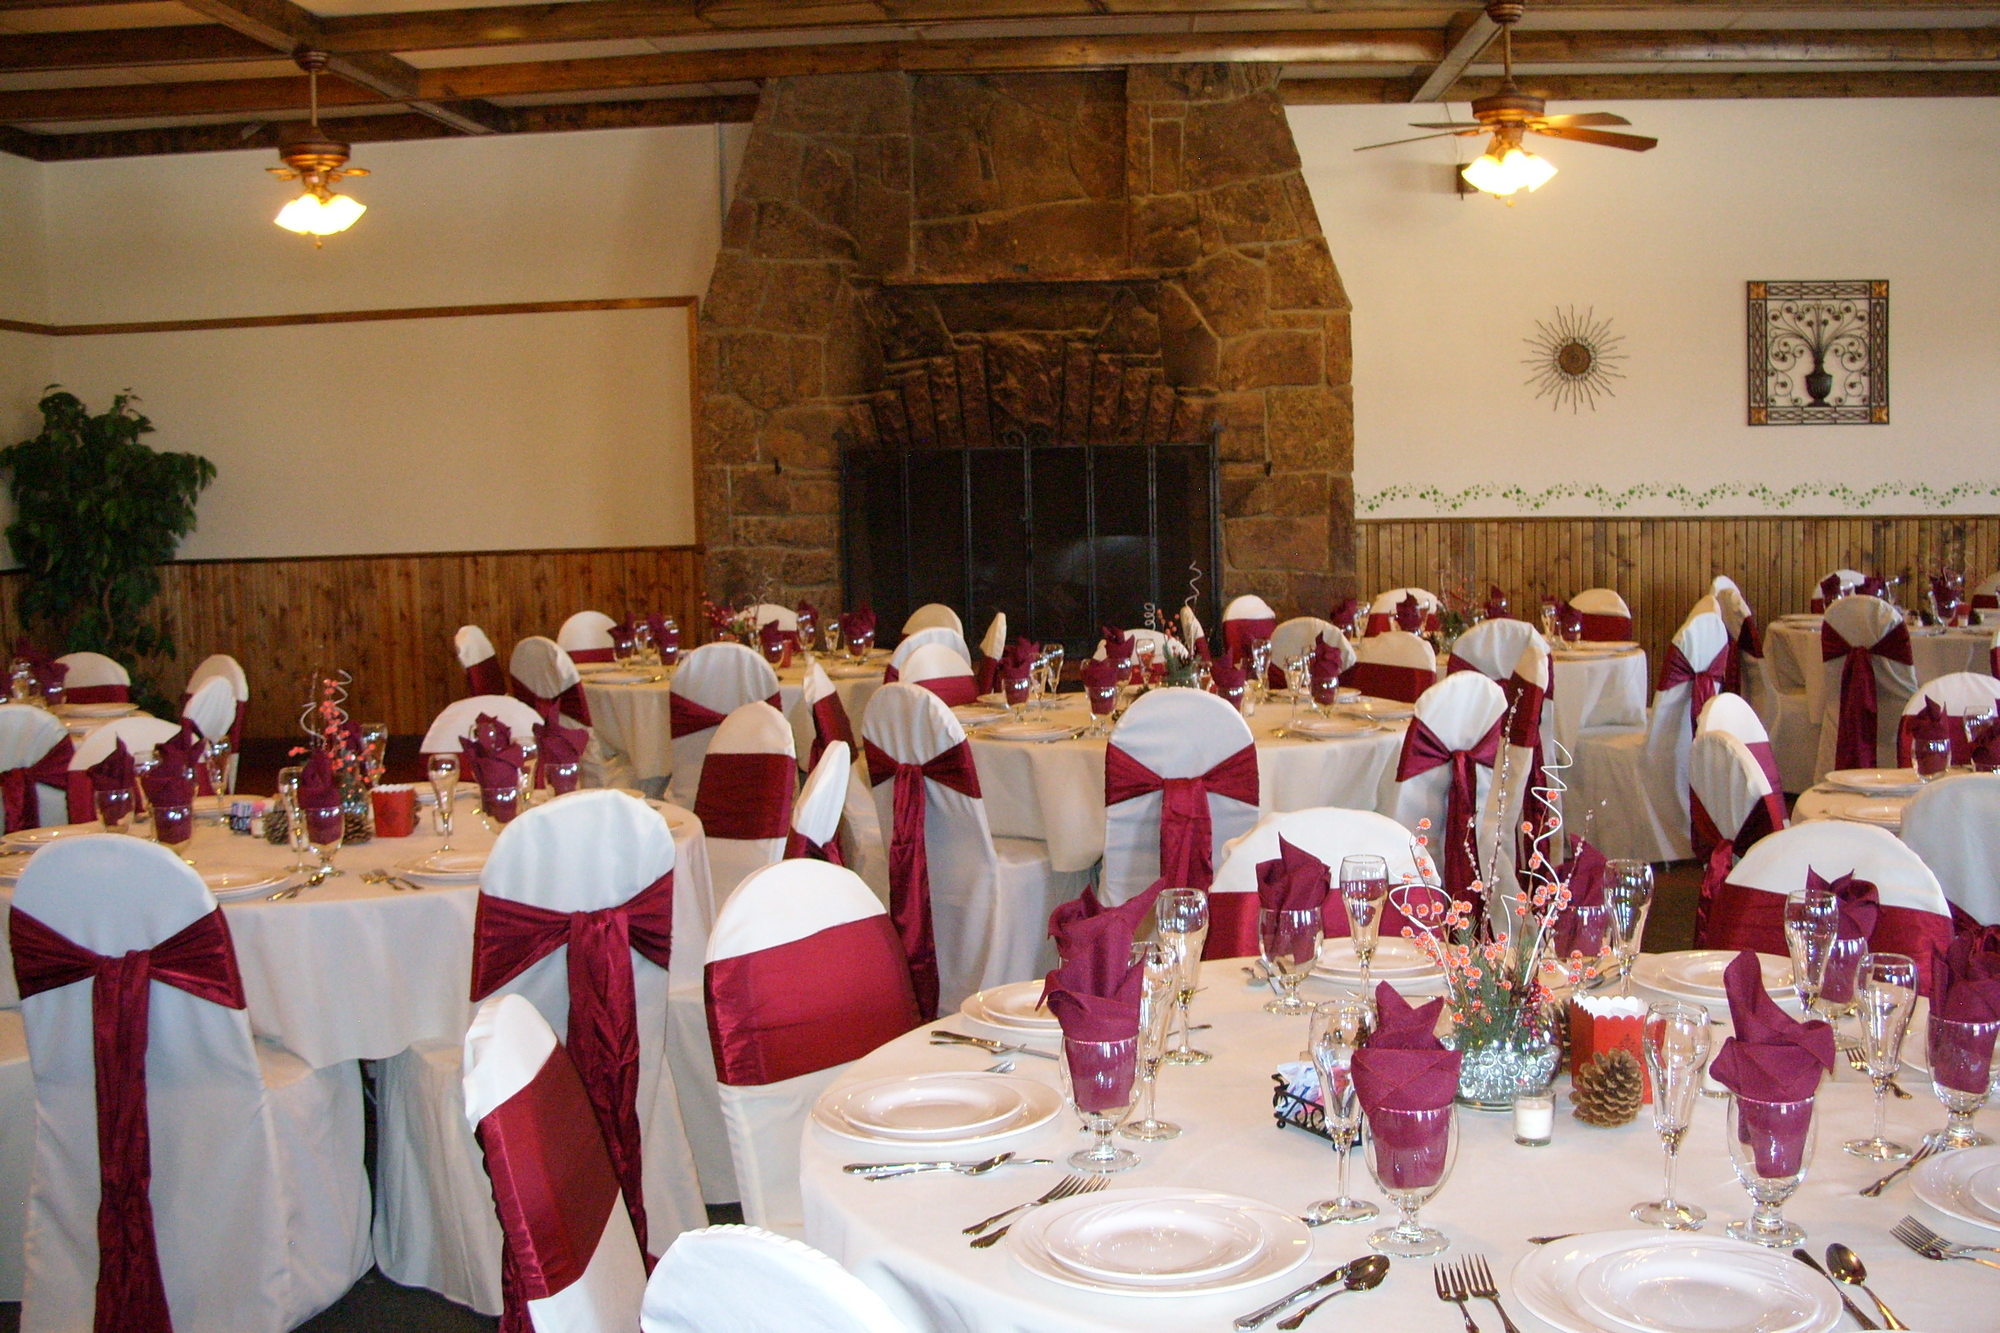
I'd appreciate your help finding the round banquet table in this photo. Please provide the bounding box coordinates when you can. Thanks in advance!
[1768,618,1993,723]
[968,693,1408,875]
[581,655,886,783]
[0,794,713,1067]
[1546,647,1649,756]
[802,966,1993,1333]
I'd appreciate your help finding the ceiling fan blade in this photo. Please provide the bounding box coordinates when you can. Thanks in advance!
[1352,129,1483,152]
[1530,125,1659,152]
[1408,121,1484,130]
[1534,113,1631,129]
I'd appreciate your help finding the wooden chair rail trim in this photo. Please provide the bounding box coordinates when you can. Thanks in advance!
[0,295,695,339]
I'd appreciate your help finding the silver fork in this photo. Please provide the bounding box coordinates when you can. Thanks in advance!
[1860,1134,1942,1197]
[967,1175,1104,1247]
[1459,1254,1521,1333]
[1436,1262,1481,1333]
[267,866,331,901]
[1838,1037,1912,1099]
[1892,1216,2000,1270]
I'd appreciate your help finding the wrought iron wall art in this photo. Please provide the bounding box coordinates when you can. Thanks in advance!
[1522,306,1625,412]
[1747,280,1889,426]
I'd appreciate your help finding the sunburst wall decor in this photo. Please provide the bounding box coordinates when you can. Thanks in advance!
[1523,306,1625,413]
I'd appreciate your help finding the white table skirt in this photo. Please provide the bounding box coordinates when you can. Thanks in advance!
[0,796,713,1069]
[970,694,1408,874]
[802,964,1994,1333]
[1768,619,1991,721]
[1548,650,1649,755]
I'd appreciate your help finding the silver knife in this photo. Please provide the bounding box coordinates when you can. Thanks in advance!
[1234,1262,1354,1330]
[1791,1249,1878,1331]
[928,1030,1059,1060]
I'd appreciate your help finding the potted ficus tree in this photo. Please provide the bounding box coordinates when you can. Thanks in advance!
[0,388,217,715]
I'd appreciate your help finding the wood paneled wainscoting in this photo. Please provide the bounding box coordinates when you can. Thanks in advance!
[1357,514,2000,682]
[0,545,704,739]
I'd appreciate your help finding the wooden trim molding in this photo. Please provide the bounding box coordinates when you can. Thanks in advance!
[0,295,695,339]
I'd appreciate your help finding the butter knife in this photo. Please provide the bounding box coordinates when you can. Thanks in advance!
[1234,1261,1355,1330]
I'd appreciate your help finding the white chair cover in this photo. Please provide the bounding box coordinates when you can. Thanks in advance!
[52,652,127,691]
[1689,731,1783,848]
[0,705,76,829]
[668,643,781,807]
[1728,820,1949,917]
[1712,574,1741,597]
[462,993,647,1333]
[791,741,850,857]
[1903,671,2000,719]
[978,612,1007,661]
[184,653,248,705]
[1814,594,1918,781]
[68,715,183,771]
[420,694,548,755]
[1570,588,1632,621]
[1973,571,2000,618]
[1348,630,1437,704]
[511,636,585,715]
[15,836,368,1332]
[1448,618,1542,683]
[558,610,618,656]
[180,674,238,746]
[1100,687,1259,907]
[883,626,973,679]
[640,1225,912,1333]
[750,604,799,633]
[1269,617,1348,671]
[900,604,962,638]
[1902,774,2000,925]
[373,790,706,1315]
[0,1009,27,1298]
[898,643,976,690]
[1211,807,1425,954]
[695,702,797,905]
[1697,692,1770,744]
[1388,672,1511,889]
[1221,594,1277,632]
[456,625,498,671]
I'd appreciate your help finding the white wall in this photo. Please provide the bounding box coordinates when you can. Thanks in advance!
[1290,97,2000,518]
[0,153,50,457]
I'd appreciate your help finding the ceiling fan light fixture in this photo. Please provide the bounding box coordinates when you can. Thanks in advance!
[1462,144,1556,198]
[267,50,369,246]
[275,189,366,237]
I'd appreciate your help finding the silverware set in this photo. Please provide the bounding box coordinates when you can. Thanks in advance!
[1233,1254,1388,1330]
[963,1174,1104,1248]
[928,1029,1058,1061]
[842,1151,1053,1180]
[1430,1256,1519,1333]
[361,869,423,892]
[1859,1133,1941,1197]
[1892,1215,2000,1271]
[1790,1248,1880,1329]
[266,866,331,901]
[1837,1036,1911,1099]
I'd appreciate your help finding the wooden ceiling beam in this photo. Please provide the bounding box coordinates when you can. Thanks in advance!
[0,26,274,72]
[1283,68,2000,104]
[1506,28,2000,64]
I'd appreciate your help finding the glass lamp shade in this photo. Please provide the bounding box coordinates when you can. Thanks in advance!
[275,191,366,236]
[1461,146,1557,197]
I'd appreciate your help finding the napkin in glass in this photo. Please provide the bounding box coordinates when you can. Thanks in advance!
[158,719,207,779]
[1708,949,1836,1176]
[88,737,135,793]
[533,719,588,794]
[1810,867,1878,1007]
[1352,982,1459,1188]
[1257,837,1330,959]
[841,606,876,644]
[1930,932,2000,1092]
[1043,911,1145,1112]
[1394,595,1423,633]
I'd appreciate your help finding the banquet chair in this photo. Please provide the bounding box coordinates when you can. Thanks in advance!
[1220,593,1278,662]
[1990,623,2000,677]
[1901,774,2000,925]
[641,1225,914,1333]
[1811,568,1868,612]
[1688,730,1790,940]
[1696,691,1767,742]
[1895,671,2000,765]
[694,701,798,905]
[454,626,506,698]
[0,1009,27,1297]
[182,654,248,759]
[1814,593,1918,781]
[897,643,979,706]
[52,652,128,704]
[373,790,707,1315]
[1346,630,1437,704]
[704,861,921,1234]
[1568,588,1634,641]
[788,740,849,864]
[0,704,76,832]
[462,993,648,1333]
[881,625,973,682]
[1444,619,1553,845]
[1973,570,2000,619]
[558,609,620,663]
[1569,610,1729,864]
[1447,616,1541,683]
[510,636,637,791]
[14,836,369,1332]
[420,695,549,757]
[1389,671,1512,907]
[1101,687,1260,907]
[179,674,238,790]
[66,714,184,823]
[900,603,962,638]
[862,683,1088,1017]
[1269,617,1347,686]
[669,643,783,807]
[1210,807,1426,959]
[1702,820,1954,994]
[1363,587,1440,636]
[800,659,855,768]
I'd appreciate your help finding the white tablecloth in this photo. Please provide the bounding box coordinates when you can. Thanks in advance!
[1792,785,1910,834]
[970,694,1408,874]
[1547,649,1649,755]
[1768,619,1991,721]
[802,965,1994,1333]
[0,796,712,1069]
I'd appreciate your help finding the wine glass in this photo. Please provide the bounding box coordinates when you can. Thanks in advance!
[517,736,539,809]
[1085,677,1118,735]
[1555,903,1619,994]
[94,784,133,834]
[302,798,345,876]
[1605,859,1654,995]
[1964,705,1997,770]
[633,618,657,667]
[1632,1001,1711,1230]
[1725,1093,1817,1247]
[276,765,312,874]
[1258,907,1322,1015]
[1926,1012,2000,1149]
[1041,644,1065,714]
[1845,952,1919,1161]
[1339,855,1390,994]
[205,734,234,798]
[1363,1101,1458,1257]
[359,722,389,789]
[1057,1033,1141,1173]
[1157,888,1211,1066]
[1305,999,1378,1225]
[1783,887,1840,1018]
[1120,941,1181,1142]
[1248,639,1272,705]
[427,752,460,849]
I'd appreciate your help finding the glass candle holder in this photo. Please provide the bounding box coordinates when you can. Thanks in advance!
[1512,1088,1555,1147]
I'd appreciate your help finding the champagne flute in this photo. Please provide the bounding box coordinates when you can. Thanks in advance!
[359,722,389,788]
[1157,888,1212,1066]
[1632,1001,1711,1230]
[1725,1094,1817,1247]
[276,764,311,874]
[1120,941,1181,1141]
[1305,999,1378,1225]
[1783,887,1840,1019]
[1605,859,1654,996]
[428,752,460,849]
[1058,1034,1141,1172]
[206,734,235,797]
[1042,644,1065,714]
[1258,907,1321,1015]
[1844,952,1919,1161]
[517,736,539,809]
[1339,854,1390,994]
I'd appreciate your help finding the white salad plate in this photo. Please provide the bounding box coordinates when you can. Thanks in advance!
[812,1073,1061,1146]
[1008,1189,1311,1297]
[1513,1230,1838,1333]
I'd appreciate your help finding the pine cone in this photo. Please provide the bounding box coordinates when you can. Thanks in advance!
[343,809,373,845]
[1571,1048,1644,1127]
[263,807,290,846]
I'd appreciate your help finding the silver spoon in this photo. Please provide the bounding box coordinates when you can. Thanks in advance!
[1826,1243,1905,1330]
[1275,1254,1389,1330]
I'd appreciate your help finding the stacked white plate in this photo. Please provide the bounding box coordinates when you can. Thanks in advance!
[960,979,1061,1034]
[1514,1230,1840,1333]
[58,701,139,719]
[1,824,87,851]
[1811,792,1907,829]
[1009,1188,1311,1297]
[1288,714,1376,739]
[812,1072,1060,1145]
[1345,699,1415,721]
[1315,936,1441,987]
[1630,950,1792,1005]
[951,705,1010,728]
[827,663,880,680]
[984,721,1074,743]
[1914,1144,2000,1234]
[1565,641,1641,655]
[1823,768,1923,797]
[200,867,293,901]
[394,849,487,887]
[588,671,655,685]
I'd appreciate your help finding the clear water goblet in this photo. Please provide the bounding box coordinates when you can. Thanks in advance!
[1845,952,1919,1161]
[94,785,133,835]
[1632,1001,1711,1230]
[1818,933,1867,1020]
[1914,734,1952,781]
[1364,1102,1458,1257]
[1605,859,1654,995]
[1058,1034,1141,1173]
[1927,1013,2000,1148]
[1305,999,1378,1225]
[302,801,345,876]
[1554,903,1618,994]
[1258,907,1321,1015]
[1339,854,1390,994]
[1120,942,1181,1141]
[1725,1093,1816,1247]
[1157,887,1211,1066]
[1783,886,1840,1018]
[427,753,460,849]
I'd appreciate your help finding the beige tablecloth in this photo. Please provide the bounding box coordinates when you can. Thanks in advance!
[1547,649,1649,754]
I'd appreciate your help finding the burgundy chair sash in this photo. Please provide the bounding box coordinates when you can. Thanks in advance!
[1721,617,1762,697]
[880,665,899,683]
[783,829,845,865]
[1103,743,1259,894]
[1821,620,1913,771]
[863,738,983,1022]
[705,915,920,1086]
[12,907,245,1333]
[2,735,75,834]
[62,684,129,705]
[1205,891,1259,962]
[1344,660,1435,705]
[668,691,783,740]
[1702,881,1954,995]
[1395,716,1503,906]
[693,753,796,842]
[475,1038,624,1333]
[1504,674,1554,859]
[567,647,615,665]
[808,693,854,769]
[913,675,980,708]
[1222,616,1278,664]
[511,673,594,729]
[470,871,675,1257]
[1659,643,1725,736]
[466,659,506,698]
[1577,612,1632,641]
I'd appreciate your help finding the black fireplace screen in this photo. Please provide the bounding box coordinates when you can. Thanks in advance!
[842,434,1221,656]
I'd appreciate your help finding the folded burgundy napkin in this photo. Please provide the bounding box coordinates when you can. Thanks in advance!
[158,719,207,778]
[1933,574,1962,616]
[1101,628,1135,667]
[1485,585,1510,621]
[1372,981,1447,1049]
[88,738,135,792]
[1308,636,1344,686]
[1971,714,2000,770]
[1329,599,1360,635]
[1931,934,2000,1093]
[460,714,526,792]
[1811,867,1879,941]
[296,749,340,811]
[1352,981,1459,1188]
[1820,573,1843,605]
[1080,655,1120,692]
[648,614,679,654]
[1209,657,1246,695]
[1709,950,1836,1176]
[1909,697,1953,746]
[795,600,819,628]
[1394,595,1422,633]
[1257,837,1331,914]
[759,620,787,656]
[142,755,195,807]
[1551,838,1609,956]
[12,638,63,693]
[533,719,588,789]
[841,607,875,642]
[472,713,515,757]
[1043,901,1145,1111]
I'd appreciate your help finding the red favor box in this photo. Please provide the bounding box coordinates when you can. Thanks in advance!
[371,787,418,838]
[1569,998,1653,1104]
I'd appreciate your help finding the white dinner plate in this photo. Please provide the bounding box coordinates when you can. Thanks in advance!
[983,722,1074,742]
[395,849,488,885]
[1823,768,1923,796]
[1345,699,1415,721]
[1571,641,1641,654]
[1631,950,1791,1002]
[951,705,1009,727]
[831,1074,1024,1141]
[812,1073,1060,1146]
[1288,715,1376,738]
[200,867,292,900]
[1514,1231,1839,1333]
[1008,1188,1311,1297]
[587,671,653,685]
[827,664,880,680]
[1042,1196,1265,1284]
[2,823,87,849]
[1811,792,1907,828]
[0,846,34,885]
[1316,936,1438,980]
[1913,1144,2000,1235]
[57,702,139,718]
[962,979,1059,1031]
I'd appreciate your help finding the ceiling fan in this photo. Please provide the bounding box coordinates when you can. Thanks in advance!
[1355,0,1657,199]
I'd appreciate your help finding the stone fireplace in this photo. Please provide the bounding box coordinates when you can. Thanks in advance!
[697,62,1354,620]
